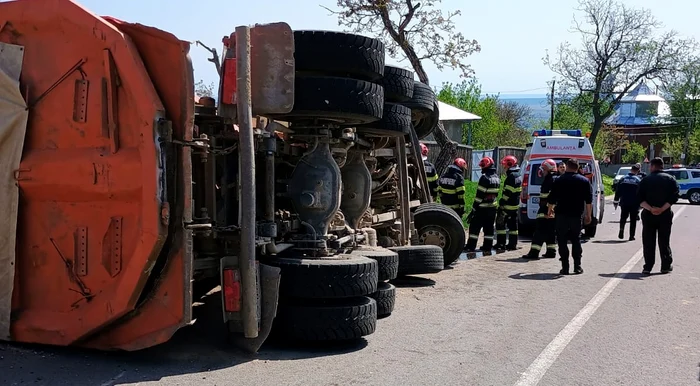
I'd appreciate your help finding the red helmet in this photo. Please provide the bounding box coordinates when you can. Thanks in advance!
[420,143,429,157]
[478,156,494,169]
[454,158,467,169]
[540,158,557,172]
[501,155,518,169]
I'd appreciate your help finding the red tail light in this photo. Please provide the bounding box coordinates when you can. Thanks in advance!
[521,164,530,204]
[223,268,241,312]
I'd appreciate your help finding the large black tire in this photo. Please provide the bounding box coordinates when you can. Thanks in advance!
[414,203,466,267]
[274,297,377,341]
[356,103,411,137]
[389,245,444,276]
[687,189,700,204]
[402,82,435,120]
[351,247,399,281]
[413,100,440,140]
[370,282,396,318]
[294,30,385,81]
[379,65,414,102]
[264,255,378,299]
[270,75,384,125]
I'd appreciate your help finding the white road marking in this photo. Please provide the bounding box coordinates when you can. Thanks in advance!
[100,371,125,386]
[514,205,687,386]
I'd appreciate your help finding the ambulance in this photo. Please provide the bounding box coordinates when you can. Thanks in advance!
[518,130,606,238]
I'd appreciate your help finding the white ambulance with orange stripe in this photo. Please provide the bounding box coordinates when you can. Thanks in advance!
[518,130,606,238]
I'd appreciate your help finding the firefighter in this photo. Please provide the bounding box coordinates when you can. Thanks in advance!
[465,156,501,252]
[438,158,467,217]
[522,159,558,260]
[613,163,642,241]
[557,161,566,175]
[495,155,522,251]
[420,143,439,200]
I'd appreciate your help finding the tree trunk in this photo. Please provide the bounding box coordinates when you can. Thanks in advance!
[589,116,604,147]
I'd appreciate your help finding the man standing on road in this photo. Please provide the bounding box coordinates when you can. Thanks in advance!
[438,158,467,218]
[547,158,593,275]
[613,163,642,241]
[495,155,522,251]
[420,143,439,200]
[465,157,501,252]
[522,159,558,260]
[637,157,679,275]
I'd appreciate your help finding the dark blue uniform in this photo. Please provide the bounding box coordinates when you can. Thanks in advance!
[438,165,466,217]
[465,168,501,251]
[613,172,641,239]
[424,159,439,200]
[637,170,679,273]
[523,171,558,259]
[548,171,592,273]
[495,167,522,249]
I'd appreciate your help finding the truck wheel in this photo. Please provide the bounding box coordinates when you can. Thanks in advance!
[369,282,396,318]
[414,203,466,267]
[270,75,384,125]
[389,245,444,276]
[351,247,399,281]
[264,255,378,299]
[356,103,412,137]
[294,30,385,81]
[274,297,377,341]
[379,65,414,102]
[688,189,700,204]
[413,100,440,140]
[402,81,435,119]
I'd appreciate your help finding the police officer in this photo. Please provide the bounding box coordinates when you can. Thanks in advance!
[495,155,522,251]
[438,158,467,217]
[613,163,642,240]
[465,157,501,252]
[547,158,593,275]
[420,143,439,200]
[637,157,679,275]
[523,159,558,260]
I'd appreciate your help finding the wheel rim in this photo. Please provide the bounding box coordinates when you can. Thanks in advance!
[418,225,450,249]
[691,192,700,202]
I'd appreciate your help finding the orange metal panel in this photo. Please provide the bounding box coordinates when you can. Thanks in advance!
[1,0,169,346]
[80,17,196,351]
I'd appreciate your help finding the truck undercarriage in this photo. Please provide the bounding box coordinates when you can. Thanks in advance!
[0,0,466,352]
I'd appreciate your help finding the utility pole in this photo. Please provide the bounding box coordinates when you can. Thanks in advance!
[550,80,555,131]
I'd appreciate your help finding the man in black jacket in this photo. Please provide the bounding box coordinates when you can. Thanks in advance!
[613,163,642,240]
[637,157,680,275]
[547,158,593,275]
[495,155,522,251]
[438,158,467,217]
[465,157,502,252]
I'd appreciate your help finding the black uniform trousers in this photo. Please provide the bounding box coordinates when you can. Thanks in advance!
[556,215,583,269]
[526,217,556,257]
[466,208,497,250]
[641,209,673,271]
[619,206,639,236]
[495,210,518,248]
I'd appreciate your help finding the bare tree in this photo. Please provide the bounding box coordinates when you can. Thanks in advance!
[196,40,222,77]
[195,80,216,98]
[325,0,480,172]
[545,0,693,146]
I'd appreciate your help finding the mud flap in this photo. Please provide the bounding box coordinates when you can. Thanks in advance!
[0,42,27,340]
[229,263,281,353]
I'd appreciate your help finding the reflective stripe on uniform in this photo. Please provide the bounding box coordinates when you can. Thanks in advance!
[496,230,507,235]
[530,244,542,251]
[509,230,518,235]
[505,185,522,193]
[483,235,493,240]
[540,193,549,199]
[547,245,556,250]
[479,202,497,208]
[486,188,500,194]
[469,234,479,239]
[477,185,487,192]
[474,197,483,203]
[502,205,519,211]
[502,194,510,201]
[447,204,462,209]
[426,174,439,182]
[457,195,464,199]
[439,187,457,194]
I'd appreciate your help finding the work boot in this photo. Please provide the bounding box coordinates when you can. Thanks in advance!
[559,268,569,275]
[494,244,506,251]
[506,244,518,251]
[660,265,673,274]
[573,266,584,275]
[618,229,624,240]
[629,236,635,241]
[542,249,557,259]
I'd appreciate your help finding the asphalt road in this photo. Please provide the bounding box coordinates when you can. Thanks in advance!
[2,201,699,386]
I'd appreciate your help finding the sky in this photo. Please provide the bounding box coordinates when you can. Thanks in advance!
[48,0,700,98]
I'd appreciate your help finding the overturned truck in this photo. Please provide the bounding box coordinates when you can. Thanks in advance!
[0,0,465,352]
